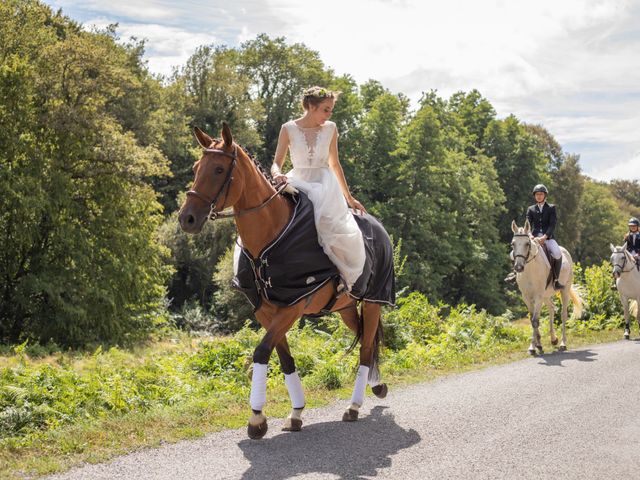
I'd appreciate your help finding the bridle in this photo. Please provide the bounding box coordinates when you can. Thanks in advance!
[186,144,286,220]
[612,250,634,275]
[512,233,536,265]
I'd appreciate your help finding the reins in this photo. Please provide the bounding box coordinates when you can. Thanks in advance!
[186,145,287,221]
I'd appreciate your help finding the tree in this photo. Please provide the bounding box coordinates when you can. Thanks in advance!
[609,179,640,219]
[549,154,584,254]
[575,180,627,266]
[483,116,548,243]
[449,89,496,154]
[157,213,235,309]
[0,1,171,346]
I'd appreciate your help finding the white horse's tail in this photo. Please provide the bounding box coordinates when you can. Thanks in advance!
[631,300,638,319]
[569,285,583,319]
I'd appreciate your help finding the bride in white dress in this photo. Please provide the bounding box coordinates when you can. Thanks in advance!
[270,86,366,290]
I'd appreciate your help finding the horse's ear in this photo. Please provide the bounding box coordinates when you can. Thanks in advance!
[524,219,531,233]
[194,127,214,149]
[221,122,233,147]
[610,243,616,253]
[511,220,518,233]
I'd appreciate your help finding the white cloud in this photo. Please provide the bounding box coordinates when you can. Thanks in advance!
[85,18,215,77]
[591,152,640,181]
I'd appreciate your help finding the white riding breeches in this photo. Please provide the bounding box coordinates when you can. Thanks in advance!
[536,235,561,259]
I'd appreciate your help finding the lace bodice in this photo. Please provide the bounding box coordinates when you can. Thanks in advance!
[285,120,336,168]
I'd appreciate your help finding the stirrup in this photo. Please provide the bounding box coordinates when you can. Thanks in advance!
[553,281,564,290]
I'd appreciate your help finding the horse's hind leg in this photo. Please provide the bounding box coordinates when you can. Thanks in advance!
[622,296,630,340]
[338,302,359,334]
[343,302,385,422]
[275,338,304,432]
[547,298,558,346]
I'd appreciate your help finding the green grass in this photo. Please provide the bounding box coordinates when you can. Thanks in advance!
[0,296,629,479]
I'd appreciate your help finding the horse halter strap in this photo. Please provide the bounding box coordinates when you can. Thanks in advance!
[186,144,286,221]
[512,234,535,264]
[612,252,632,273]
[186,145,237,219]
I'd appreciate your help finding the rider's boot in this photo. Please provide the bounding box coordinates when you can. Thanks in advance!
[504,271,517,283]
[552,257,564,290]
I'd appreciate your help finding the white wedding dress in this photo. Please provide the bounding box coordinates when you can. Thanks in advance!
[284,120,365,289]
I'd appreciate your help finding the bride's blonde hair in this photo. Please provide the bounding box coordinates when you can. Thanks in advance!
[302,86,340,110]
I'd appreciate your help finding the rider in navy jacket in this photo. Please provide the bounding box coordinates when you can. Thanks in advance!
[526,184,564,290]
[625,217,640,268]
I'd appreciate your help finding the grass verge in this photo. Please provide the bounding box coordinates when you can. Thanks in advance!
[0,317,626,480]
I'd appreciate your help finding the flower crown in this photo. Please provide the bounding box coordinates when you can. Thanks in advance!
[303,87,332,99]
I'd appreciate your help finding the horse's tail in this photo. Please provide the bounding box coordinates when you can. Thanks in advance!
[569,284,583,319]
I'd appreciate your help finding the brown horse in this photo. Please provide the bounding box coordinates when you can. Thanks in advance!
[178,123,390,439]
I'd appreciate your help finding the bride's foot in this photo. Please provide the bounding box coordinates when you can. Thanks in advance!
[336,276,351,293]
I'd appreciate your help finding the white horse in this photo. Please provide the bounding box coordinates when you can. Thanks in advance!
[610,244,640,340]
[510,220,583,354]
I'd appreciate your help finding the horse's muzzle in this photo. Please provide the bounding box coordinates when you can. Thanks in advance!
[178,207,205,234]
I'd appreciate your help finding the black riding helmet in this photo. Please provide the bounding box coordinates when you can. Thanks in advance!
[532,184,548,195]
[629,217,640,227]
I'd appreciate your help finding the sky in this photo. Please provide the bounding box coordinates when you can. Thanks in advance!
[43,0,640,181]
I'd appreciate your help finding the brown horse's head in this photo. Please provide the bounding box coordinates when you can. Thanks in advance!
[178,123,246,234]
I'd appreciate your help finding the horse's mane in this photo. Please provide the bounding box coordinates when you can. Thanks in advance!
[211,138,276,187]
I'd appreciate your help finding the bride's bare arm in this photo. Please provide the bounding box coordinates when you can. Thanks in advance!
[271,126,289,184]
[328,128,366,214]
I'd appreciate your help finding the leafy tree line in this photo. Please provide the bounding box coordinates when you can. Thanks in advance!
[1,0,637,345]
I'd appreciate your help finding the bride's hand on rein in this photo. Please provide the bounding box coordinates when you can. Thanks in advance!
[348,197,367,215]
[273,173,288,186]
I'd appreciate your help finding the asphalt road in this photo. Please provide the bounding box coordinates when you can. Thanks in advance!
[48,340,640,480]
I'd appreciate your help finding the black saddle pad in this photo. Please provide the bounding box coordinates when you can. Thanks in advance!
[233,192,395,311]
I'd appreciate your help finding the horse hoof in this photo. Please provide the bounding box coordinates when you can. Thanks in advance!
[558,345,567,352]
[528,348,536,356]
[372,383,388,399]
[624,333,630,340]
[551,338,559,346]
[247,419,268,439]
[342,408,359,422]
[282,418,302,432]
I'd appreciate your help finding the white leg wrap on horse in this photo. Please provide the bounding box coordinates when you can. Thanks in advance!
[284,371,305,409]
[351,365,369,407]
[250,363,268,411]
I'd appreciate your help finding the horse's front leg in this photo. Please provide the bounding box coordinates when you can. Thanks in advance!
[248,306,302,439]
[275,338,304,432]
[342,302,385,422]
[621,295,630,340]
[529,302,543,355]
